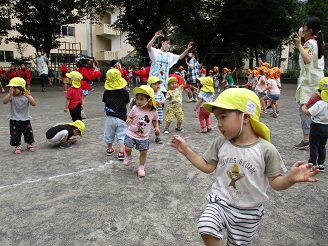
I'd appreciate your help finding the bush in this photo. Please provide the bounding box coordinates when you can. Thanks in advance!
[281,68,300,78]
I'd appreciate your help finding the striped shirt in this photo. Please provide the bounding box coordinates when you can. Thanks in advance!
[154,91,165,121]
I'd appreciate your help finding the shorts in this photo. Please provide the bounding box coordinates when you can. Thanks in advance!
[124,135,149,151]
[104,116,127,144]
[82,90,89,96]
[165,106,184,123]
[267,93,280,101]
[198,193,264,245]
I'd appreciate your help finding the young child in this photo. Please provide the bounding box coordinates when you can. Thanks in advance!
[148,76,165,144]
[103,68,130,160]
[123,85,159,177]
[60,60,70,92]
[46,120,85,149]
[170,88,319,245]
[163,77,185,134]
[194,77,215,133]
[2,77,37,154]
[213,66,220,93]
[64,71,83,122]
[302,77,328,172]
[18,63,32,91]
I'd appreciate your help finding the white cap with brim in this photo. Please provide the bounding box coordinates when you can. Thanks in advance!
[203,88,271,142]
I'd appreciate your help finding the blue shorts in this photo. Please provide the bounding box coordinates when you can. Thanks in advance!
[267,93,280,101]
[82,90,89,96]
[104,116,127,144]
[124,135,149,151]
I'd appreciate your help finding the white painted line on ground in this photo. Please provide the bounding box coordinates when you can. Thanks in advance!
[0,160,116,190]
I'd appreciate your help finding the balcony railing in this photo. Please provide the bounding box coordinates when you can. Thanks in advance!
[96,46,133,61]
[95,24,120,36]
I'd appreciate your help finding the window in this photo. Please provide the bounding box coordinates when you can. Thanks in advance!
[0,51,14,62]
[56,26,75,37]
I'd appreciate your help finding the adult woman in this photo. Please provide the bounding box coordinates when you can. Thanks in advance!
[185,49,200,102]
[294,17,325,149]
[147,30,193,95]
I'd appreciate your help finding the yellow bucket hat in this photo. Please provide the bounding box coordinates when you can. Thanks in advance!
[104,68,127,90]
[166,76,178,91]
[133,85,156,110]
[66,71,82,88]
[6,77,26,90]
[66,120,85,136]
[315,77,328,91]
[147,76,163,86]
[203,88,270,142]
[199,77,214,93]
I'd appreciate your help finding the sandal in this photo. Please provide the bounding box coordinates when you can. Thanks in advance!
[14,146,22,154]
[27,144,36,152]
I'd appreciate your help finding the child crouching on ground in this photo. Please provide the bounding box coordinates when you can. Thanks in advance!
[148,76,165,144]
[170,88,319,245]
[194,77,215,133]
[3,77,36,154]
[46,120,85,149]
[123,85,159,177]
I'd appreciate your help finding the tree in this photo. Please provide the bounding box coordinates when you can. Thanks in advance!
[3,0,110,56]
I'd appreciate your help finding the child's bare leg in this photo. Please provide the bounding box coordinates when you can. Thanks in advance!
[107,143,113,150]
[125,146,132,156]
[201,234,223,246]
[177,121,183,129]
[165,121,171,129]
[139,150,147,166]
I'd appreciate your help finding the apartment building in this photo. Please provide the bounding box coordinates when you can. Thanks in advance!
[0,8,134,68]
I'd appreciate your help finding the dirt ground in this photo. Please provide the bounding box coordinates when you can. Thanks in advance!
[0,81,326,246]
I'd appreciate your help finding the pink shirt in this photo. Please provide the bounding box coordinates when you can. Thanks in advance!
[126,106,158,140]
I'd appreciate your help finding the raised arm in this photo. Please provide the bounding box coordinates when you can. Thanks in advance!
[179,42,193,60]
[146,30,163,52]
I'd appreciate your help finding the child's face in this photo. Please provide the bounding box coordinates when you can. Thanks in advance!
[168,82,178,90]
[73,128,81,136]
[213,108,243,140]
[135,94,149,108]
[150,82,161,92]
[12,87,23,96]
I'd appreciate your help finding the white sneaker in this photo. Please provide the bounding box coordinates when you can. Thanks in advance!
[186,98,194,102]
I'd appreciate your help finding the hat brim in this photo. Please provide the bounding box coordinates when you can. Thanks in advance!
[203,101,237,113]
[133,87,157,110]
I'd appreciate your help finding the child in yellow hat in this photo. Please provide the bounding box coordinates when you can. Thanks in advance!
[123,85,160,177]
[3,77,37,154]
[171,88,319,245]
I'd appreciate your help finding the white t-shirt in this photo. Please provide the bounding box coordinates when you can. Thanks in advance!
[308,100,328,124]
[203,137,287,208]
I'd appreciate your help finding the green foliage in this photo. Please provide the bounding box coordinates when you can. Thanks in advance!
[281,68,300,78]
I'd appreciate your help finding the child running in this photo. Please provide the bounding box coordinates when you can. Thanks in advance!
[170,88,319,246]
[123,85,159,177]
[103,68,130,160]
[64,71,83,122]
[2,77,36,154]
[163,77,185,134]
[46,120,85,149]
[148,76,165,144]
[194,77,215,133]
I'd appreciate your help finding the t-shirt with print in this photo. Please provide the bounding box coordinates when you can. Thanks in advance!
[102,89,130,121]
[166,86,183,108]
[149,48,180,92]
[126,106,159,140]
[203,137,287,208]
[198,91,214,107]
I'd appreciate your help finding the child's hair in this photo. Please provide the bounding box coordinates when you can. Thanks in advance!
[136,93,156,111]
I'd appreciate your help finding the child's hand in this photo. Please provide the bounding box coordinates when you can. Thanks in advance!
[288,161,319,183]
[155,30,163,38]
[126,117,132,124]
[64,108,68,113]
[170,135,189,154]
[154,127,160,134]
[8,87,14,95]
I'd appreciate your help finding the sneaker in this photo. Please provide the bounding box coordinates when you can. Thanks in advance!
[27,144,36,152]
[123,154,132,166]
[137,165,145,177]
[81,113,87,119]
[155,137,163,144]
[207,126,212,132]
[318,164,325,172]
[163,128,169,134]
[175,127,184,132]
[117,152,124,161]
[41,87,45,92]
[270,113,278,118]
[186,98,194,103]
[193,98,197,102]
[14,146,22,154]
[201,128,207,133]
[60,142,72,149]
[260,110,267,114]
[106,148,115,156]
[294,140,309,150]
